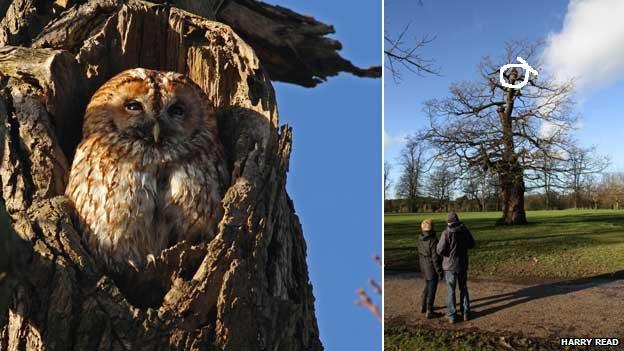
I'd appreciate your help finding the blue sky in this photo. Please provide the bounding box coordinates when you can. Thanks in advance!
[266,1,381,350]
[385,0,624,197]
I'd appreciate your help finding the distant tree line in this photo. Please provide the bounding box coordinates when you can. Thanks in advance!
[385,168,623,213]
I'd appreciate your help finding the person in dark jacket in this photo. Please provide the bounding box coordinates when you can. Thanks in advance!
[436,211,475,323]
[418,219,443,318]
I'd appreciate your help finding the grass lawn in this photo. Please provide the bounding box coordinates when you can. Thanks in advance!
[384,210,624,279]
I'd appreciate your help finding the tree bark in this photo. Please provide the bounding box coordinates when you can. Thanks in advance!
[0,1,323,350]
[215,0,381,87]
[496,74,527,225]
[0,0,380,88]
[498,164,527,225]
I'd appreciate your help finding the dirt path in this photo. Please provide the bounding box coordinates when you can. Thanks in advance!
[385,272,624,341]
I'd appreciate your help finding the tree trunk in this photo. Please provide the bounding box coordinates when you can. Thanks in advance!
[545,192,550,210]
[0,1,323,350]
[543,169,550,210]
[409,198,418,213]
[498,165,527,225]
[496,78,527,225]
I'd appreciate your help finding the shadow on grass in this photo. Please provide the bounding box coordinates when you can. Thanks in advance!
[529,214,624,225]
[386,211,624,274]
[470,270,624,320]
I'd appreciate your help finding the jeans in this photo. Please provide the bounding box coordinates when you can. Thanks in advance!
[420,277,438,312]
[444,270,470,318]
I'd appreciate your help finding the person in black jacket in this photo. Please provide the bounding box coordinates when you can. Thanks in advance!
[436,211,475,323]
[418,219,443,318]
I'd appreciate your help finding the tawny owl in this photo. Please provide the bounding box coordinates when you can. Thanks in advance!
[66,68,228,274]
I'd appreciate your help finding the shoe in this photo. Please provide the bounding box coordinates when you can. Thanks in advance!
[426,311,442,319]
[463,312,471,321]
[421,306,427,314]
[447,316,457,324]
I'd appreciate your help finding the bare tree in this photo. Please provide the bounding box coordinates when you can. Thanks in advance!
[384,0,438,82]
[566,146,609,208]
[384,161,393,199]
[426,162,456,212]
[527,148,568,210]
[585,174,601,209]
[385,22,438,82]
[424,40,577,224]
[597,173,624,209]
[462,168,498,211]
[540,158,560,210]
[396,136,428,212]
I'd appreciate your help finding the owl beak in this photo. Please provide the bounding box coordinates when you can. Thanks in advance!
[152,122,160,143]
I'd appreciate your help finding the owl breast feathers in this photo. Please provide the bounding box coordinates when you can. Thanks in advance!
[65,68,229,273]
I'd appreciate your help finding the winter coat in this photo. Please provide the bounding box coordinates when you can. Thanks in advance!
[418,230,443,280]
[436,222,475,273]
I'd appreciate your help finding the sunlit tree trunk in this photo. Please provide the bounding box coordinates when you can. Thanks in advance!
[0,1,341,349]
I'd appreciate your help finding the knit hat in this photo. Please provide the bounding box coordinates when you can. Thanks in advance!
[447,211,459,224]
[420,219,433,231]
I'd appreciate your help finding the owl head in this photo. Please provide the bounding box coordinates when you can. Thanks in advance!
[83,68,218,153]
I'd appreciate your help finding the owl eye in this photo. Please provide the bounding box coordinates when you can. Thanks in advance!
[167,103,185,117]
[124,100,143,112]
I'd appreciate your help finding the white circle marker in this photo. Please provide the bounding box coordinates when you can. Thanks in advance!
[499,56,538,89]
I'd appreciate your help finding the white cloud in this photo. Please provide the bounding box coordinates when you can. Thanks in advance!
[538,121,561,139]
[538,118,584,140]
[383,130,392,148]
[542,0,624,91]
[383,130,411,149]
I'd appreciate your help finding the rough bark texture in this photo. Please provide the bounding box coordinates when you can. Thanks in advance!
[216,0,381,87]
[497,80,527,226]
[498,166,527,225]
[0,1,323,350]
[0,0,380,88]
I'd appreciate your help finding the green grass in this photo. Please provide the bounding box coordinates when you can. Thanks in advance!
[385,325,582,351]
[385,210,624,279]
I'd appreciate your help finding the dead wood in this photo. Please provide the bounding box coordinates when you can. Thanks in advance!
[0,1,323,349]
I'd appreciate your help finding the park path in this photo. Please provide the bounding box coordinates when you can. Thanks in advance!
[385,272,624,341]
